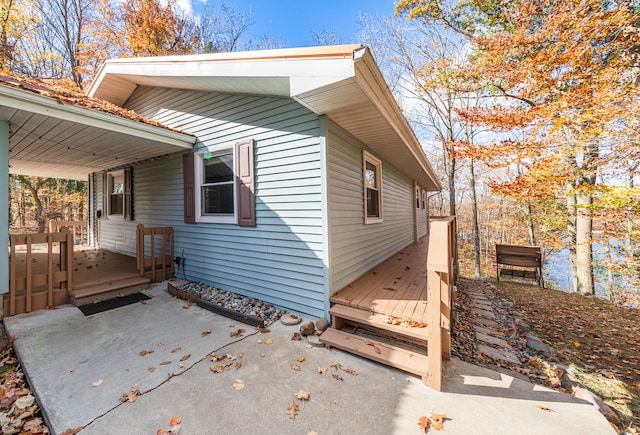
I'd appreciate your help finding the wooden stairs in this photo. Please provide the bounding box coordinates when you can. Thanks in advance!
[320,304,431,377]
[69,274,150,306]
[320,217,457,391]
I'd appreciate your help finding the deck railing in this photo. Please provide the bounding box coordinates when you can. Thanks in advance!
[425,215,457,390]
[49,220,88,245]
[6,231,73,317]
[136,224,174,282]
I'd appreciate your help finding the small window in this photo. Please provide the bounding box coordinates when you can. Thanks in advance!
[108,170,124,217]
[195,147,236,224]
[363,150,382,224]
[416,187,420,209]
[422,191,426,210]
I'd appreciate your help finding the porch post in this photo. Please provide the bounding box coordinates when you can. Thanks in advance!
[0,121,9,300]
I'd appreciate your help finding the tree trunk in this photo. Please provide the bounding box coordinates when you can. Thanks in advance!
[567,191,578,292]
[18,176,45,233]
[575,194,595,295]
[448,155,456,216]
[469,158,481,278]
[524,201,537,246]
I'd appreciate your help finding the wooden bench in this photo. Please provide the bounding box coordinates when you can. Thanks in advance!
[495,244,544,287]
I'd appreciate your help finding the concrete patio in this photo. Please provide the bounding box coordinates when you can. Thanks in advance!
[4,281,615,435]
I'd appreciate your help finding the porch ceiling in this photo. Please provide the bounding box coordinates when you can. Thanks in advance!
[1,83,196,181]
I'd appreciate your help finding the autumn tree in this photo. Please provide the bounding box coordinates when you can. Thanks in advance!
[397,0,640,296]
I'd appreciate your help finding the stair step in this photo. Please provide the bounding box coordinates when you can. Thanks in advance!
[69,276,150,306]
[319,328,429,377]
[329,304,429,342]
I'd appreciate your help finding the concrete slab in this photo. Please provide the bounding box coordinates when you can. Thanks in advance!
[6,282,615,435]
[5,282,257,435]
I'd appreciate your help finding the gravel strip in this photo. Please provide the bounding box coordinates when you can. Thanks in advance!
[176,282,286,327]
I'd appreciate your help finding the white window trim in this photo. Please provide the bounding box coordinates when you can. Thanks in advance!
[107,169,125,219]
[194,144,237,224]
[363,150,383,224]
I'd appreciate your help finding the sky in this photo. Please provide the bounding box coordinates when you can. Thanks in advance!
[194,0,398,48]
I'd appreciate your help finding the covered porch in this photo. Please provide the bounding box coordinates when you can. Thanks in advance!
[0,76,196,315]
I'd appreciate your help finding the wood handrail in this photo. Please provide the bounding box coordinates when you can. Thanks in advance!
[136,224,174,282]
[49,220,88,245]
[424,215,457,391]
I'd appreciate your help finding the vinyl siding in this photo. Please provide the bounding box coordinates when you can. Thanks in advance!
[327,119,415,292]
[95,88,326,318]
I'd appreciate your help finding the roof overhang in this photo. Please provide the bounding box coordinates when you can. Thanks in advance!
[89,45,441,191]
[2,83,195,180]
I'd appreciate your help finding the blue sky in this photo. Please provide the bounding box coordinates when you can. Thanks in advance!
[199,0,397,47]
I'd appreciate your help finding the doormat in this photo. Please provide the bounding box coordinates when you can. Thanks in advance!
[78,293,151,316]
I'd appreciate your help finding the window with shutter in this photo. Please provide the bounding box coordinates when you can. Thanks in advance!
[103,167,132,220]
[185,139,255,226]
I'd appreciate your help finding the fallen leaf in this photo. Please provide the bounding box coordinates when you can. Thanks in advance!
[297,356,305,362]
[157,430,169,435]
[119,384,141,403]
[236,362,242,370]
[318,367,327,374]
[140,349,154,356]
[431,413,446,431]
[295,390,310,401]
[288,401,299,420]
[374,345,381,354]
[201,330,211,336]
[169,416,181,426]
[182,304,191,309]
[342,368,358,376]
[573,341,582,349]
[180,354,191,362]
[230,329,245,337]
[239,352,244,358]
[305,344,313,349]
[291,332,302,341]
[308,432,318,435]
[211,361,233,373]
[418,416,430,432]
[259,327,271,334]
[291,363,301,371]
[61,428,83,435]
[330,363,342,371]
[139,300,147,304]
[159,361,172,366]
[264,339,273,345]
[233,379,245,390]
[171,347,182,353]
[148,367,155,373]
[170,296,177,300]
[332,374,343,381]
[535,405,554,412]
[92,379,103,387]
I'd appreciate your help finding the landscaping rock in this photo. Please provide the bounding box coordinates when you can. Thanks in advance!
[316,317,329,332]
[280,313,302,326]
[300,321,315,336]
[515,319,531,333]
[526,335,551,354]
[306,333,324,347]
[556,364,582,392]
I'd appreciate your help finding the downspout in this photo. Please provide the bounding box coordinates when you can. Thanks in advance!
[0,121,9,303]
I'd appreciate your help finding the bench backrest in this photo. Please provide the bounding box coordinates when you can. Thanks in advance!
[496,244,542,268]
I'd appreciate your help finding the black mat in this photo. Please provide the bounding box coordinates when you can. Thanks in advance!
[78,293,151,316]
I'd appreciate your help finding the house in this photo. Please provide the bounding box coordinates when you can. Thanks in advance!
[1,44,441,320]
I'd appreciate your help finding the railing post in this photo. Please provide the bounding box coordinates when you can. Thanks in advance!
[136,224,144,277]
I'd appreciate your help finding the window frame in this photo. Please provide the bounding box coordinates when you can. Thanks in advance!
[194,144,238,224]
[107,170,125,219]
[363,150,383,224]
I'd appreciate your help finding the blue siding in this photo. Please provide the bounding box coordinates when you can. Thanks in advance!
[95,88,326,318]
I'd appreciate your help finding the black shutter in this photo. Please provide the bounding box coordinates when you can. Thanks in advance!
[183,152,196,224]
[124,167,133,221]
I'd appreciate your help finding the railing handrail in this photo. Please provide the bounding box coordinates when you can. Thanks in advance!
[424,216,457,391]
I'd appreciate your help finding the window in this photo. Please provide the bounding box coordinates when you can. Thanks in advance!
[363,150,382,224]
[108,171,124,216]
[102,167,132,220]
[184,139,255,226]
[416,187,421,209]
[422,191,427,210]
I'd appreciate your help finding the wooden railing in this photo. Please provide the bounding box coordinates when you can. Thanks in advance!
[49,220,88,245]
[424,215,457,390]
[136,224,174,282]
[6,231,73,317]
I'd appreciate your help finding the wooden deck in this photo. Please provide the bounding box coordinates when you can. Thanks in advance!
[330,235,429,325]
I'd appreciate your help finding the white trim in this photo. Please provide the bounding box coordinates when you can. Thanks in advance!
[363,150,383,225]
[194,144,238,224]
[0,121,8,295]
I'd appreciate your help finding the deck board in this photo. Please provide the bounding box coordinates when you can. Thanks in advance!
[331,236,429,324]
